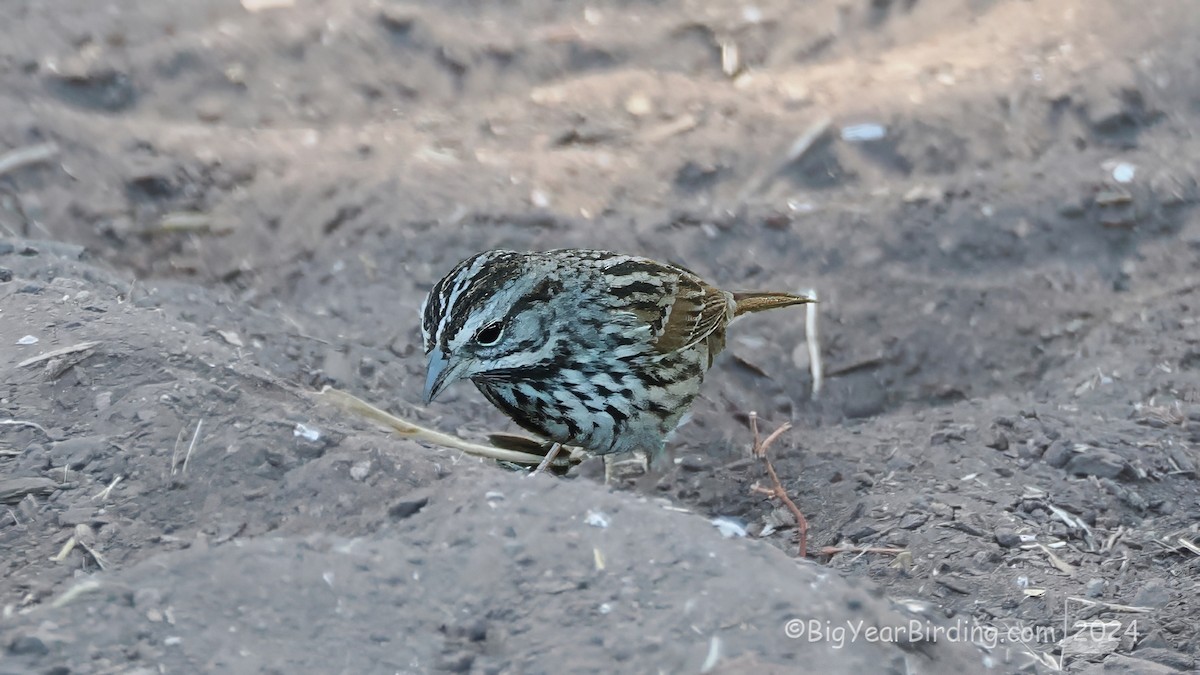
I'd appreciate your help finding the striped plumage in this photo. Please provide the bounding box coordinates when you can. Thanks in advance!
[420,249,812,462]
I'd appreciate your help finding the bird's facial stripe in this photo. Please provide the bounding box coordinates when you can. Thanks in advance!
[479,339,559,375]
[426,251,521,351]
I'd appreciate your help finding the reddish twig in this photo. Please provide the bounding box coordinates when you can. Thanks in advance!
[748,412,808,557]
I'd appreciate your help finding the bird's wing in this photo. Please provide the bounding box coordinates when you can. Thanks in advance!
[652,273,731,355]
[600,256,731,356]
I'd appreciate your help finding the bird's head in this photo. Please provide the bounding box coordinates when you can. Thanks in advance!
[419,250,566,403]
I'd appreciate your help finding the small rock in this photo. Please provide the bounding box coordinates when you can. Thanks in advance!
[1132,647,1195,671]
[1085,577,1107,598]
[349,460,371,482]
[585,510,611,528]
[1152,499,1175,516]
[7,635,48,656]
[1042,440,1072,468]
[49,436,109,469]
[0,476,58,504]
[387,497,428,520]
[624,93,653,117]
[1058,199,1087,218]
[930,429,965,445]
[846,525,877,542]
[1110,161,1136,183]
[16,443,49,471]
[1018,439,1045,460]
[378,4,419,32]
[292,420,321,441]
[840,123,886,142]
[0,267,12,282]
[985,431,1009,451]
[56,506,95,527]
[898,512,929,530]
[994,526,1022,548]
[194,95,225,123]
[437,650,474,673]
[1065,449,1128,479]
[1135,629,1173,650]
[711,516,747,538]
[1132,578,1172,608]
[1098,654,1182,675]
[1083,62,1146,135]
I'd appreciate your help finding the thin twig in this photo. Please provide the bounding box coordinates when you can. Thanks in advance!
[319,387,550,465]
[169,425,185,475]
[181,419,202,474]
[818,545,907,556]
[1177,537,1200,556]
[0,419,49,436]
[18,341,100,368]
[92,475,122,502]
[529,442,564,477]
[1064,597,1156,614]
[749,412,808,557]
[0,142,60,178]
[804,288,822,400]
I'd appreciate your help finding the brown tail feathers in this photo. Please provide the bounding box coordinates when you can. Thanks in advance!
[731,291,815,317]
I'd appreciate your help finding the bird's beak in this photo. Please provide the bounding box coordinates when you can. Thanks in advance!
[422,350,469,404]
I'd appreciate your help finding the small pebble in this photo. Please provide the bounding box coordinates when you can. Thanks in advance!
[293,423,321,442]
[349,460,371,481]
[840,123,887,142]
[994,526,1021,548]
[585,510,610,528]
[711,516,747,538]
[1111,162,1136,183]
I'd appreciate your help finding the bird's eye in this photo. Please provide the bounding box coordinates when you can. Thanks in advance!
[474,321,504,346]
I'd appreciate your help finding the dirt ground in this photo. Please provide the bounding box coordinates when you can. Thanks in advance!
[2,0,1200,672]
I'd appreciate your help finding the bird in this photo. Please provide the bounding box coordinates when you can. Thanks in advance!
[420,249,813,473]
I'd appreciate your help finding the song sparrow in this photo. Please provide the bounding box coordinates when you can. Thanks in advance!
[420,249,812,469]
